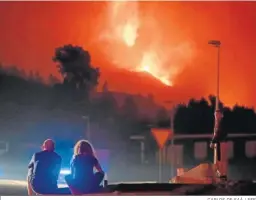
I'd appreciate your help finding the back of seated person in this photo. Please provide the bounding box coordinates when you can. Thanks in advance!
[65,140,105,195]
[27,139,70,195]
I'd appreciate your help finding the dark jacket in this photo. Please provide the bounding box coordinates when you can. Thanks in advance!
[211,118,228,143]
[28,150,61,193]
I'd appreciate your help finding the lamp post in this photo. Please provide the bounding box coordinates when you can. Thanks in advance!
[82,116,90,141]
[208,40,222,167]
[208,40,221,110]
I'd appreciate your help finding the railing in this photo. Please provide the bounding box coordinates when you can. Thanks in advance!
[173,133,256,140]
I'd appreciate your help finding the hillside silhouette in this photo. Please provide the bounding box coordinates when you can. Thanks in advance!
[0,46,256,145]
[0,45,256,148]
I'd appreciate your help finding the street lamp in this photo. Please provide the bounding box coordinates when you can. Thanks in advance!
[208,40,223,168]
[82,116,90,141]
[208,40,221,110]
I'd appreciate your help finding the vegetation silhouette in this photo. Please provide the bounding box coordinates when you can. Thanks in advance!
[1,46,256,148]
[52,44,100,99]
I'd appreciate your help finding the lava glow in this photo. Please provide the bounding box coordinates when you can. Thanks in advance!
[122,23,137,47]
[101,1,195,87]
[119,14,173,86]
[110,1,139,47]
[113,1,173,86]
[138,52,172,86]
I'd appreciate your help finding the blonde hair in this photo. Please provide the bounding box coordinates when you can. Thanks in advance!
[73,140,96,158]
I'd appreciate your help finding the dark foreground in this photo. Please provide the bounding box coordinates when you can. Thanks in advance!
[0,180,256,196]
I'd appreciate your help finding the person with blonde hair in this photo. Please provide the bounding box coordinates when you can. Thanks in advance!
[65,140,104,194]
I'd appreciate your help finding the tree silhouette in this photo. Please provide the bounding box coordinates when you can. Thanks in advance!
[121,96,138,120]
[147,93,155,102]
[117,96,139,139]
[52,44,100,97]
[48,74,59,86]
[1,62,256,154]
[92,86,117,122]
[208,95,224,111]
[102,81,109,93]
[155,107,170,127]
[28,71,44,84]
[0,65,26,79]
[174,96,222,134]
[172,96,256,135]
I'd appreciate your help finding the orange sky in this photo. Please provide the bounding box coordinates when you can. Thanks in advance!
[0,1,255,108]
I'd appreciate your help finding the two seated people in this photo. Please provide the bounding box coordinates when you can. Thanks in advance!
[27,139,105,195]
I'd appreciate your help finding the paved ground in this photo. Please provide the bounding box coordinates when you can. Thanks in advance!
[0,180,27,195]
[0,179,256,196]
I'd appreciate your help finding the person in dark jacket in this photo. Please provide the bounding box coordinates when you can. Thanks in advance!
[27,139,70,195]
[65,140,104,195]
[210,109,228,180]
[210,109,227,147]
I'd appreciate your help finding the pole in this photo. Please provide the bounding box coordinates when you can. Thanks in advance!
[208,41,222,171]
[141,141,145,164]
[214,45,220,165]
[170,106,175,178]
[159,148,162,183]
[216,46,220,110]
